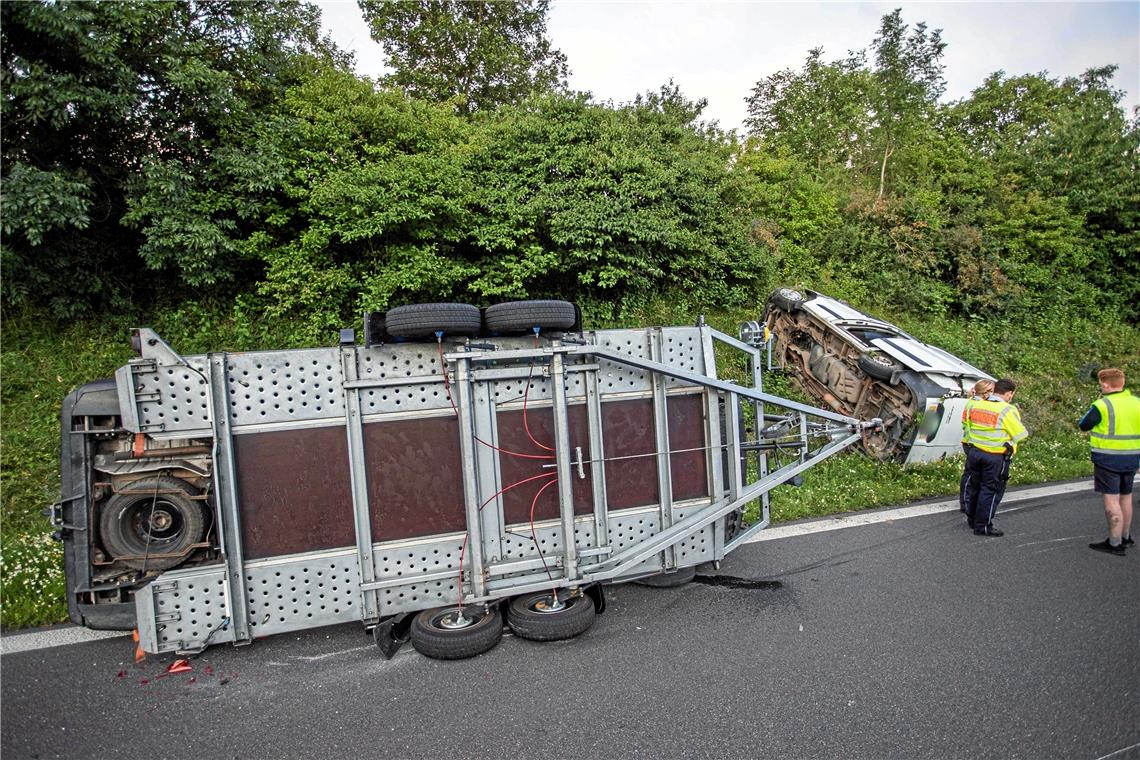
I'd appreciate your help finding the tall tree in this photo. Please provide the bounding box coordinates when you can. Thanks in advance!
[1,0,345,312]
[744,47,872,177]
[867,9,946,199]
[359,0,568,114]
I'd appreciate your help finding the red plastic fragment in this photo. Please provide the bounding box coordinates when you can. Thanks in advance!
[167,659,193,674]
[116,670,127,679]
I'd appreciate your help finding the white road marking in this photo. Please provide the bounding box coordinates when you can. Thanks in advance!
[0,626,129,655]
[1094,741,1140,760]
[743,481,1091,544]
[1,481,1093,655]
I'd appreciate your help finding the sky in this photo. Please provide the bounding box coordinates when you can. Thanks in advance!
[317,1,1140,133]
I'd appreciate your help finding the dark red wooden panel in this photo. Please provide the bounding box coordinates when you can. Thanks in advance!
[497,405,594,525]
[668,393,709,501]
[234,426,356,559]
[601,399,659,509]
[363,416,466,541]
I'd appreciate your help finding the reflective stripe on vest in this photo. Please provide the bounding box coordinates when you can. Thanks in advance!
[1090,390,1140,455]
[964,399,1016,453]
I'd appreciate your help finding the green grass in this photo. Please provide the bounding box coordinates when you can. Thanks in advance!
[1,301,1135,628]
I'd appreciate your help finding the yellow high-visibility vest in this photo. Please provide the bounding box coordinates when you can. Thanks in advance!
[1090,390,1140,456]
[964,397,1028,454]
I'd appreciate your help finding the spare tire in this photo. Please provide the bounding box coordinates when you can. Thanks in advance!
[484,300,578,334]
[99,477,205,571]
[385,303,482,340]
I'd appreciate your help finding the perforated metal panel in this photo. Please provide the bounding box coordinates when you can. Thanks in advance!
[147,567,231,653]
[226,349,345,427]
[245,551,359,634]
[374,536,465,615]
[133,360,211,434]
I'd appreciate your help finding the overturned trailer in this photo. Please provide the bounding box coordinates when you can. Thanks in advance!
[53,301,876,659]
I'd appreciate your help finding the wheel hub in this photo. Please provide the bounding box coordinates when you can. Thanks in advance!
[530,594,568,614]
[437,611,475,629]
[149,511,173,532]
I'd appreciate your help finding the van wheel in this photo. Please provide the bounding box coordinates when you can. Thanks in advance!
[409,605,503,660]
[99,477,205,571]
[384,303,482,340]
[768,288,804,313]
[507,591,595,641]
[858,352,900,383]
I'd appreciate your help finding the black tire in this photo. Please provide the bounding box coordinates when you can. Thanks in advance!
[633,565,697,588]
[384,303,482,340]
[768,287,804,314]
[99,477,205,571]
[858,352,900,382]
[507,591,596,642]
[409,605,503,660]
[483,300,578,334]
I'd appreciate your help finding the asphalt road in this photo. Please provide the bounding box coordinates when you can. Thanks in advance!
[3,486,1138,760]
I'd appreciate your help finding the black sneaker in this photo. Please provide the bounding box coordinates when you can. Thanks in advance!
[1089,539,1126,556]
[1123,536,1135,547]
[974,526,1004,537]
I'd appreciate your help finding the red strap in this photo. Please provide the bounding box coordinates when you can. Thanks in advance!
[132,433,146,457]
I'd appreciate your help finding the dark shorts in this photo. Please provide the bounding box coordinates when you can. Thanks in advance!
[1093,465,1136,495]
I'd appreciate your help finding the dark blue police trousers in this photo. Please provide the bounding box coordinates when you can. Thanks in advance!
[963,445,1011,529]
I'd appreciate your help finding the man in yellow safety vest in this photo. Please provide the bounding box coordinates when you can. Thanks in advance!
[1078,368,1140,556]
[961,378,1028,536]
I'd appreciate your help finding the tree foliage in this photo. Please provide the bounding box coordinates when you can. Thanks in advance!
[1,4,1135,333]
[743,9,1137,322]
[359,0,568,114]
[1,0,347,313]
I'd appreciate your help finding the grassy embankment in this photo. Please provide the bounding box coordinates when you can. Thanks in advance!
[3,303,1136,628]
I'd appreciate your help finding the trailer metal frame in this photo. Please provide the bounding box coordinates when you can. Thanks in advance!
[112,323,871,655]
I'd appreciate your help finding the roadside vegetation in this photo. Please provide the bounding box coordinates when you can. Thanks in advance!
[2,2,1136,627]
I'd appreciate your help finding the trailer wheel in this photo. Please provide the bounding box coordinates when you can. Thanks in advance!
[633,566,697,588]
[384,303,482,340]
[99,477,205,571]
[507,591,595,642]
[409,605,503,660]
[484,300,578,334]
[768,288,804,314]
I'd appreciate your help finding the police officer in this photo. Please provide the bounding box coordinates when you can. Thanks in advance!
[959,379,995,514]
[1078,368,1140,556]
[962,378,1028,536]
